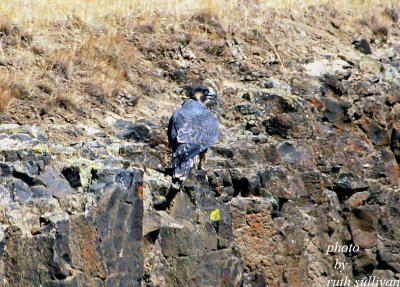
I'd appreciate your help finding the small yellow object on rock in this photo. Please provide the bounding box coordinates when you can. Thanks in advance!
[209,209,221,221]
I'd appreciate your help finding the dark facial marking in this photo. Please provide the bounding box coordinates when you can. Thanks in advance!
[192,86,211,103]
[200,89,209,102]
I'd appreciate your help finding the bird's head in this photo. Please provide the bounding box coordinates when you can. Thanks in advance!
[191,85,219,107]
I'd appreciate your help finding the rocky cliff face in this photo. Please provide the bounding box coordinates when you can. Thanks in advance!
[0,126,144,286]
[1,3,400,287]
[0,125,244,286]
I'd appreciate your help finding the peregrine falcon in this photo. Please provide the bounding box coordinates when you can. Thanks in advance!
[168,85,220,182]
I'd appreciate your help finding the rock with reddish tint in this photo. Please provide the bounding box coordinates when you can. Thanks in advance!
[375,147,400,185]
[353,249,377,274]
[229,198,277,284]
[353,81,374,96]
[142,170,242,287]
[390,123,400,161]
[3,170,144,287]
[358,118,390,146]
[321,98,350,124]
[301,171,324,201]
[251,90,299,116]
[228,195,356,286]
[263,113,314,139]
[349,206,380,248]
[320,73,351,96]
[346,191,370,207]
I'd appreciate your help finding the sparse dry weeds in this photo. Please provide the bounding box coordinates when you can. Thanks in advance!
[0,72,31,112]
[0,0,399,28]
[0,89,14,112]
[0,0,399,134]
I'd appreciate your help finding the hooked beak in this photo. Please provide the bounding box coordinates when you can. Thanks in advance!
[205,92,219,107]
[206,93,216,99]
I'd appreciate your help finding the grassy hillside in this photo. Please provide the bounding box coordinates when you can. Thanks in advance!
[0,0,399,142]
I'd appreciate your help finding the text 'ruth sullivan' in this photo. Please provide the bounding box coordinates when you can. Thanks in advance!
[327,276,400,287]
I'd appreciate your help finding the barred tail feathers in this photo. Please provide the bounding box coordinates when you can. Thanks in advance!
[173,158,193,180]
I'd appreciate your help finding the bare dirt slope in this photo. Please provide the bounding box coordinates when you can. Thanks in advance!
[0,2,397,144]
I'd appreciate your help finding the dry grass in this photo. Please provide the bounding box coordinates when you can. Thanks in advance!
[0,0,399,29]
[0,73,30,112]
[0,89,14,112]
[0,0,399,117]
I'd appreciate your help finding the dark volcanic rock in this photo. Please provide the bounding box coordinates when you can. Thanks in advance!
[12,161,40,184]
[321,98,350,123]
[116,122,152,142]
[353,81,374,96]
[61,166,82,188]
[353,250,377,274]
[333,173,369,200]
[31,186,52,198]
[377,239,400,272]
[301,170,324,196]
[142,170,242,287]
[259,166,290,198]
[349,205,380,248]
[228,169,262,197]
[169,69,187,82]
[277,142,308,166]
[359,118,390,146]
[352,38,372,55]
[263,113,314,139]
[251,90,299,115]
[0,163,12,177]
[92,171,144,285]
[390,123,400,162]
[3,169,144,286]
[212,145,234,159]
[39,166,73,195]
[10,179,32,203]
[346,191,370,208]
[376,192,400,272]
[3,226,61,286]
[321,73,351,96]
[234,103,258,115]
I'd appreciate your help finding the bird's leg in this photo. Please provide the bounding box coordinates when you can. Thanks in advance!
[198,150,208,170]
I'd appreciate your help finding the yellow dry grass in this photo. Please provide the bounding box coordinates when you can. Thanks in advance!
[0,89,14,112]
[0,0,398,115]
[0,72,31,112]
[0,0,399,29]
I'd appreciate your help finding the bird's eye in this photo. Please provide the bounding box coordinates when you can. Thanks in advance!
[203,89,209,94]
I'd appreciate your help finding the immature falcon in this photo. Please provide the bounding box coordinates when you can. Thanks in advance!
[168,84,220,182]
